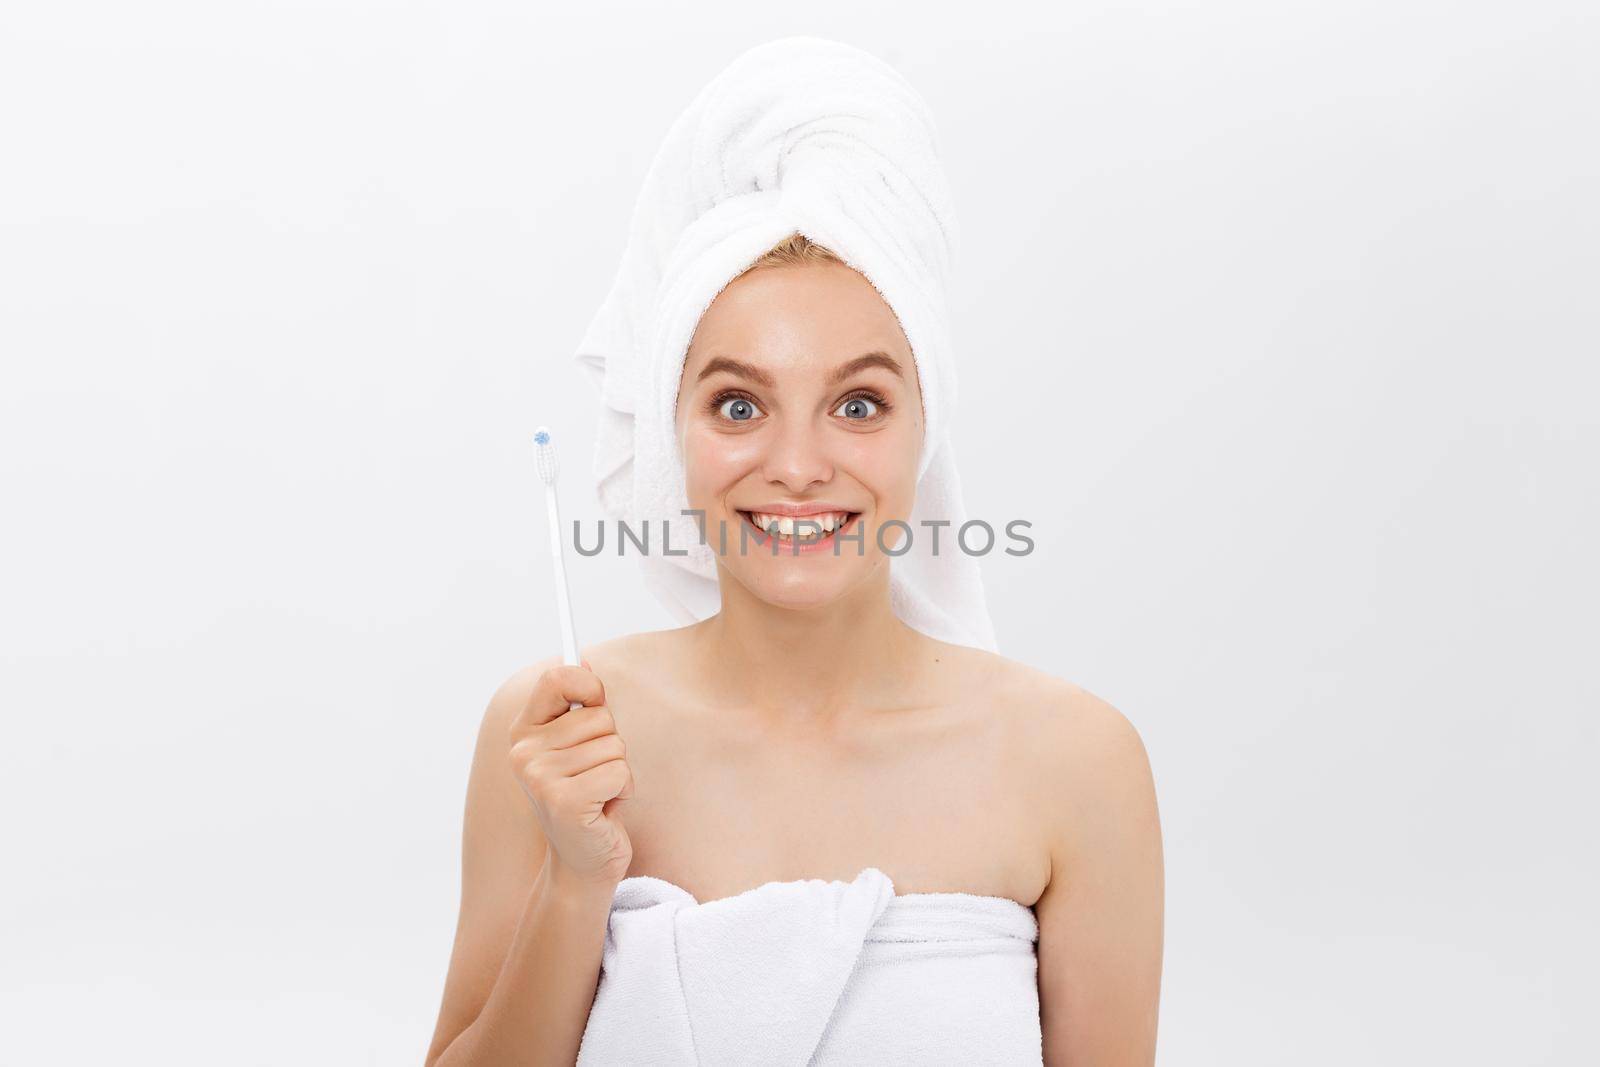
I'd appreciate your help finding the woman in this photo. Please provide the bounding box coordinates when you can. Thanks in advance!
[427,39,1161,1067]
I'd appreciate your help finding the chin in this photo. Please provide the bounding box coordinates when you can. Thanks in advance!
[729,565,864,614]
[761,582,852,613]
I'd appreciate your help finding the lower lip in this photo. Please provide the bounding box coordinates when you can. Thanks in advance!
[737,512,862,555]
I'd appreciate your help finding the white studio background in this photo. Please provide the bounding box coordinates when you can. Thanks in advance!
[2,3,1595,1064]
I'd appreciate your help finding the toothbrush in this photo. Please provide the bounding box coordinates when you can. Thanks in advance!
[533,427,581,671]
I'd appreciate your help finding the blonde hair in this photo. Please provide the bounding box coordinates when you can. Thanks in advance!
[744,231,844,272]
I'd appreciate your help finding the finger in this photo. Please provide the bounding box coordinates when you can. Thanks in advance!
[601,784,632,820]
[540,704,619,750]
[545,733,628,779]
[569,756,631,806]
[517,665,605,728]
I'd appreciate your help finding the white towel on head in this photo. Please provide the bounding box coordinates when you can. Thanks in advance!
[574,35,999,652]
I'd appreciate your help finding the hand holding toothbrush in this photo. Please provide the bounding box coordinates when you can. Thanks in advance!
[509,661,635,890]
[507,428,635,889]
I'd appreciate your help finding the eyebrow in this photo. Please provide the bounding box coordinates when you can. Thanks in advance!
[695,351,905,389]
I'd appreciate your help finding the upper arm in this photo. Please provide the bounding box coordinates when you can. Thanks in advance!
[424,658,560,1066]
[1033,687,1164,1067]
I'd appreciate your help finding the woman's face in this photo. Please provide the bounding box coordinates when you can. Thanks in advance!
[674,259,924,612]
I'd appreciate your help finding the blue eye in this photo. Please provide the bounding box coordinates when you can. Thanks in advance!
[835,396,880,419]
[718,396,762,421]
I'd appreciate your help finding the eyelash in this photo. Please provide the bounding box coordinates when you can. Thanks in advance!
[707,388,893,423]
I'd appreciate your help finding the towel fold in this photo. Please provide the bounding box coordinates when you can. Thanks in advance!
[576,867,1042,1065]
[573,35,999,652]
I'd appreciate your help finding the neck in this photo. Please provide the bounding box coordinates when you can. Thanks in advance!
[687,565,928,723]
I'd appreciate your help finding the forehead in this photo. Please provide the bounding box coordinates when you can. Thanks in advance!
[680,261,916,385]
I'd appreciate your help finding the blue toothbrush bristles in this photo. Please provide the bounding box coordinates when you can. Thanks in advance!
[533,426,559,485]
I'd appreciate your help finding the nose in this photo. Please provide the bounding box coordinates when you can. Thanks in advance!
[759,413,833,493]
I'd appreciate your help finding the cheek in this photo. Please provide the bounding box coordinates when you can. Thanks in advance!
[837,424,920,505]
[680,423,761,499]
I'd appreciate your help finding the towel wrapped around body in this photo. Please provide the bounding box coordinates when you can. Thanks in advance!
[575,866,1043,1066]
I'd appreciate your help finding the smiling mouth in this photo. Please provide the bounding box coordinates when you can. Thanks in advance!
[736,510,862,547]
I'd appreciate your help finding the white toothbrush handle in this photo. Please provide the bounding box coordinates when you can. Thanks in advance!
[545,484,581,674]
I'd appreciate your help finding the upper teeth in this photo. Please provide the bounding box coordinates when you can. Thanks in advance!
[749,511,851,537]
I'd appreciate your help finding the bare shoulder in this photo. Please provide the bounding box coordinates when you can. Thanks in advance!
[478,652,578,756]
[946,644,1156,833]
[989,655,1163,1062]
[578,627,685,681]
[937,643,1141,746]
[485,626,684,723]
